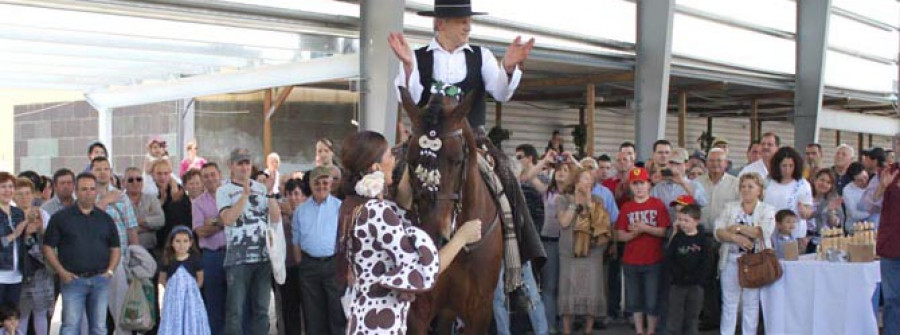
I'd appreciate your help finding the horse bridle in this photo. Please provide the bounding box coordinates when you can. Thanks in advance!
[411,127,468,234]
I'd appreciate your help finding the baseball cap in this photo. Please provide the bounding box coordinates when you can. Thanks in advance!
[669,148,689,163]
[309,166,333,181]
[628,167,649,183]
[670,194,696,207]
[862,147,886,162]
[229,148,252,164]
[690,150,706,163]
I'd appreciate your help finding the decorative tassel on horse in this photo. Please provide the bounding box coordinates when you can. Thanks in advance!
[412,82,461,200]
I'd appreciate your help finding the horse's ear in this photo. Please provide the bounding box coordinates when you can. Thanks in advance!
[398,86,420,124]
[452,89,479,120]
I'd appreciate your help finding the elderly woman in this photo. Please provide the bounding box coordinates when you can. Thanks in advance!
[715,173,776,335]
[12,178,51,335]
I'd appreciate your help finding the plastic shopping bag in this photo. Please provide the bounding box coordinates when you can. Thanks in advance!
[120,279,155,331]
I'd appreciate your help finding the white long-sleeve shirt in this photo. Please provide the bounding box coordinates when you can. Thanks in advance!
[843,183,871,230]
[394,38,522,109]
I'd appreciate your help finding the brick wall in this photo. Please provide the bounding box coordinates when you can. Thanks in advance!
[195,99,356,174]
[14,101,177,175]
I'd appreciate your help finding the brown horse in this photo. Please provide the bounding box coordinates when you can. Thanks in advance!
[399,86,502,334]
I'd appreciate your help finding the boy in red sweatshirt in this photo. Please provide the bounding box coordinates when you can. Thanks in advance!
[616,167,671,335]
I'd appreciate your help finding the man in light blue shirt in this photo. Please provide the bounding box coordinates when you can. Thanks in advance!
[591,183,620,223]
[291,166,344,334]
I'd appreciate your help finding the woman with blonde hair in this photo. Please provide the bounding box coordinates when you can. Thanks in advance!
[556,166,611,335]
[715,172,776,335]
[579,157,598,171]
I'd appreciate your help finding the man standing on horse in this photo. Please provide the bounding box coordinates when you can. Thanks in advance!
[389,0,545,303]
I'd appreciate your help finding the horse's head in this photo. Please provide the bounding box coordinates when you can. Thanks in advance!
[399,86,479,239]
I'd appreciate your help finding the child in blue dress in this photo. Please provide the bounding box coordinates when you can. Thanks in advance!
[159,226,209,334]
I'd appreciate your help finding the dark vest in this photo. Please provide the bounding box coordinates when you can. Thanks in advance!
[415,45,487,128]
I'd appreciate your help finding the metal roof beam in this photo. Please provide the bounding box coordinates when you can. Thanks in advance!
[520,72,634,89]
[86,53,359,109]
[0,24,297,62]
[0,39,250,68]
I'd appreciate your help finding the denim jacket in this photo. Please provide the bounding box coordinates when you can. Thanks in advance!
[0,207,32,278]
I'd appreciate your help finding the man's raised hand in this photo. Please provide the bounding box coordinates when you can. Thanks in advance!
[388,32,414,67]
[502,36,535,73]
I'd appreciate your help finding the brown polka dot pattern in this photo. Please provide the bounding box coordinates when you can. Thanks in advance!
[345,199,440,333]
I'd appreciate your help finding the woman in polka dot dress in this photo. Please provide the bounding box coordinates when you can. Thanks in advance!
[337,131,483,334]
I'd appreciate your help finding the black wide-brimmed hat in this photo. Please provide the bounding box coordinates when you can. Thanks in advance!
[417,0,487,17]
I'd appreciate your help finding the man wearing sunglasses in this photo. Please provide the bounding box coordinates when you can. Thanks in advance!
[123,167,165,251]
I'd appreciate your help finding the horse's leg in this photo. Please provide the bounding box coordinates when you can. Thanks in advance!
[407,293,437,335]
[463,224,503,334]
[461,298,494,335]
[435,308,457,335]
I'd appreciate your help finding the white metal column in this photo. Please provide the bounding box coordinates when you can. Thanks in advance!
[97,107,113,158]
[634,0,675,161]
[794,0,831,148]
[359,0,403,144]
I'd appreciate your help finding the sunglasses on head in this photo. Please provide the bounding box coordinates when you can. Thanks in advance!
[127,177,143,183]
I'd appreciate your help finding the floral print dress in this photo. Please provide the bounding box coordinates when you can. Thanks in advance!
[346,199,440,335]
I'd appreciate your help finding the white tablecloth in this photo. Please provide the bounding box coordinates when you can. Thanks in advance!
[760,259,880,335]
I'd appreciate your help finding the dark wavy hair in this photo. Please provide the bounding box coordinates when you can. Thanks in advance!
[339,131,389,198]
[769,146,804,182]
[846,162,866,179]
[335,131,390,286]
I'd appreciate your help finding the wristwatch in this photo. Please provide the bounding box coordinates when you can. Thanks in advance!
[105,269,114,277]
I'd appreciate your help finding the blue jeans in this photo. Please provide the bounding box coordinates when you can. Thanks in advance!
[202,249,227,335]
[493,261,549,335]
[60,275,110,335]
[882,257,900,335]
[623,263,662,316]
[540,240,559,331]
[225,262,272,335]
